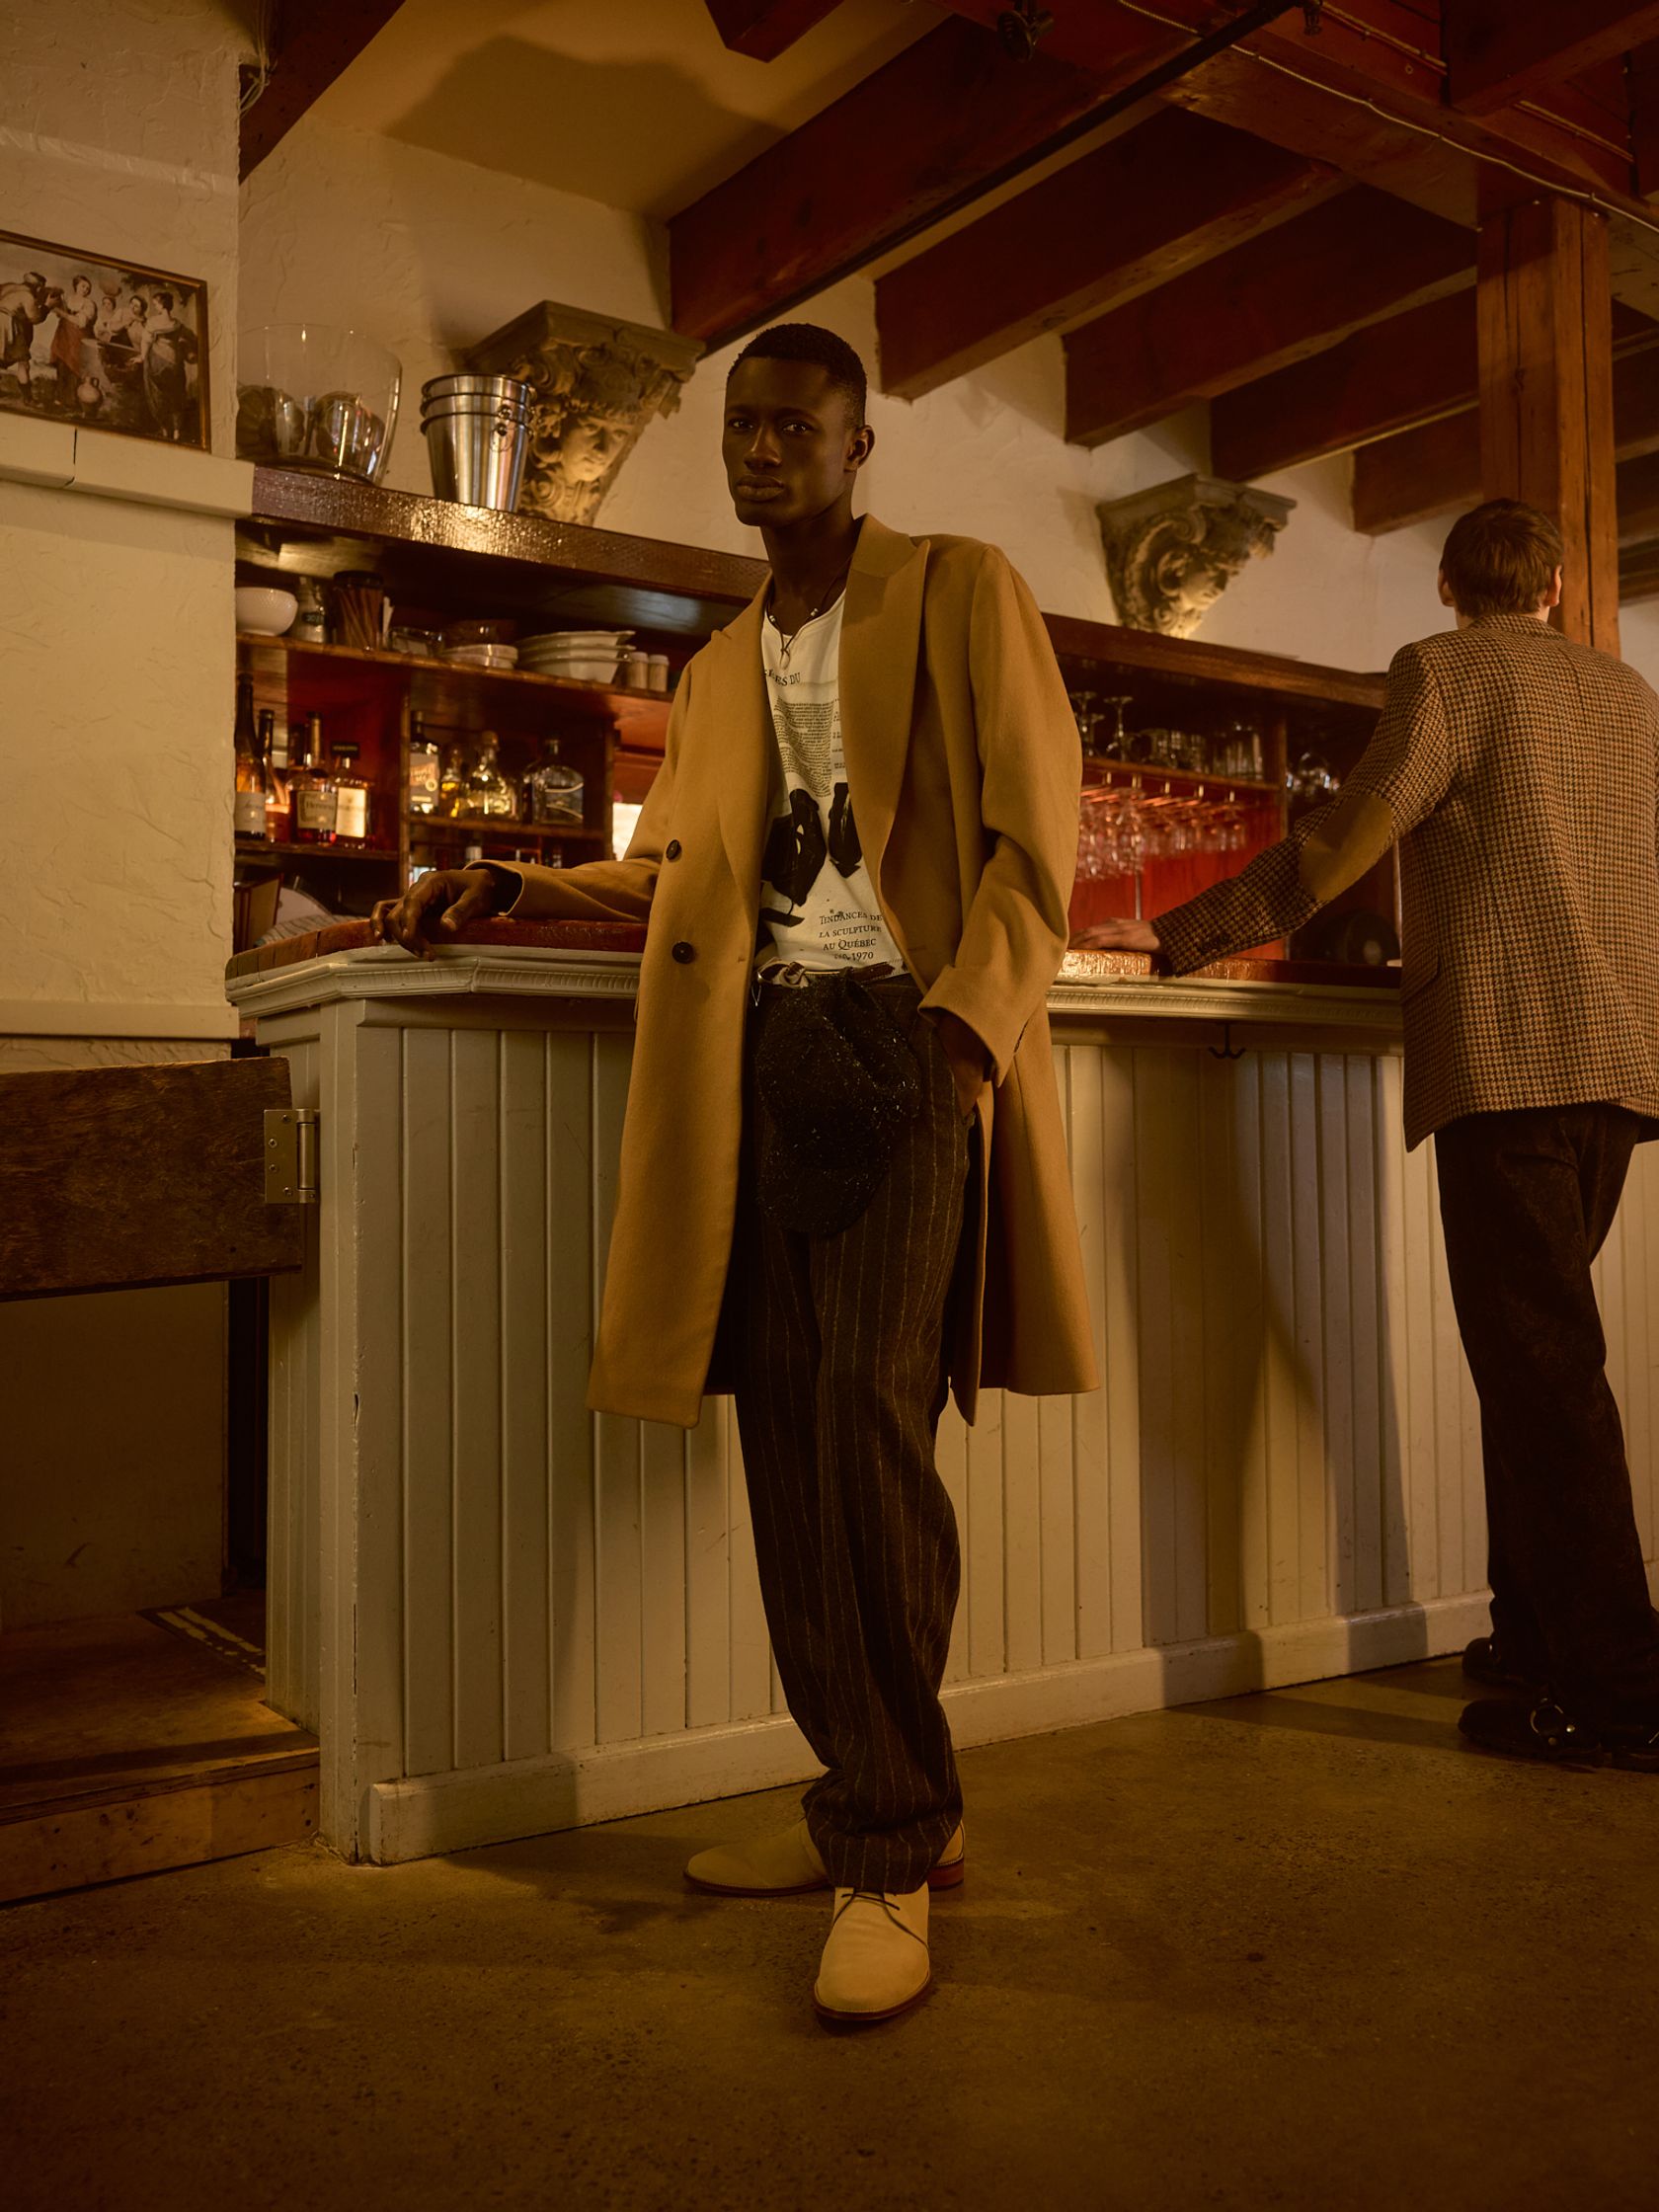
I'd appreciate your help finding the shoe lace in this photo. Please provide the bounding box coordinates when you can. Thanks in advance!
[835,1888,925,1943]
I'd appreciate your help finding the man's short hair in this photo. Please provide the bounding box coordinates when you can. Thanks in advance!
[1441,500,1564,618]
[728,322,867,427]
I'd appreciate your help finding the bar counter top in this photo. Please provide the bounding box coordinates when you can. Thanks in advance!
[225,921,1402,1040]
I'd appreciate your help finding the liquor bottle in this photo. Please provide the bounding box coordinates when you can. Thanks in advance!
[408,712,440,817]
[329,741,371,847]
[233,675,268,840]
[292,712,337,845]
[464,731,515,818]
[527,736,584,828]
[260,709,291,842]
[438,740,467,819]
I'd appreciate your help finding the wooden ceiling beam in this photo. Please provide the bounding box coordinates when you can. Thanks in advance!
[1219,298,1659,481]
[1444,2,1659,118]
[1618,537,1659,599]
[668,12,1186,347]
[1353,332,1659,534]
[876,110,1337,402]
[937,1,1646,213]
[239,2,406,180]
[1213,293,1476,482]
[1064,188,1474,450]
[1617,449,1659,541]
[1630,42,1659,199]
[1352,414,1481,536]
[701,1,846,61]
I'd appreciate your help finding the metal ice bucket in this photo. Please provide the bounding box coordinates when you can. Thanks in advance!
[420,373,534,512]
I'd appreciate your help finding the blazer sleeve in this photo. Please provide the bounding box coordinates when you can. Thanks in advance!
[475,667,693,923]
[1153,641,1454,975]
[918,548,1082,1083]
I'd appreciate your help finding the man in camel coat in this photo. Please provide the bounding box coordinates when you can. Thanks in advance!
[375,324,1097,2024]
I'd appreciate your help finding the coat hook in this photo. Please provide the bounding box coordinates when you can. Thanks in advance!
[1209,1022,1246,1062]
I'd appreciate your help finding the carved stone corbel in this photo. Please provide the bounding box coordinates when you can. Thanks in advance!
[464,303,704,526]
[1098,474,1295,637]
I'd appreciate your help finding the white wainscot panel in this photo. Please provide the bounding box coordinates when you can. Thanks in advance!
[254,987,1659,1864]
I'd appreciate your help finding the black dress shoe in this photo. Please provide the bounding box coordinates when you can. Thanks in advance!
[1461,1635,1543,1693]
[1459,1696,1659,1771]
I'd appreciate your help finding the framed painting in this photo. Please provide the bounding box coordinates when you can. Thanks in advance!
[0,228,209,451]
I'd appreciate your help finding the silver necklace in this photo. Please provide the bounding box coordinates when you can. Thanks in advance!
[769,566,849,668]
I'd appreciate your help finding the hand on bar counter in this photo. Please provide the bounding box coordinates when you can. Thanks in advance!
[371,867,502,957]
[1079,917,1160,953]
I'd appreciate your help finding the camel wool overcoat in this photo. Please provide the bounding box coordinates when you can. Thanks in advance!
[490,514,1100,1428]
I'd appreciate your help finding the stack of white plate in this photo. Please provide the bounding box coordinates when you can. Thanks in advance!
[441,642,518,670]
[518,629,634,683]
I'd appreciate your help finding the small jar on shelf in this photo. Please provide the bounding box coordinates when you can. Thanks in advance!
[527,736,585,828]
[291,576,328,646]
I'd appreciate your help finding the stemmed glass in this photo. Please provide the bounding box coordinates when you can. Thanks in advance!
[1097,695,1132,761]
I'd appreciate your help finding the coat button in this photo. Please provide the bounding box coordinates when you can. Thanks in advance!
[665,839,681,860]
[672,940,695,964]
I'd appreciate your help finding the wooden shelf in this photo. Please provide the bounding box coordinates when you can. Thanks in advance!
[1049,613,1386,713]
[237,838,400,864]
[245,470,1385,719]
[408,816,603,842]
[236,632,672,744]
[1082,759,1280,796]
[246,470,765,641]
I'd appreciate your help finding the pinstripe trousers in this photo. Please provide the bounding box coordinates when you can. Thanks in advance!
[727,977,970,1894]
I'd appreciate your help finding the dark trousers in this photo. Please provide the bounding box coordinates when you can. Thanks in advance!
[1436,1103,1659,1718]
[727,980,970,1894]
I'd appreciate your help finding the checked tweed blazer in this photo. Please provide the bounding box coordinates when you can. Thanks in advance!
[1154,615,1659,1149]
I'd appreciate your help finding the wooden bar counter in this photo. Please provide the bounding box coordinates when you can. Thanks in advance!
[225,925,1659,1863]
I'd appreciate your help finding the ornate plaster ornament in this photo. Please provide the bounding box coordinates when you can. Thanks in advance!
[464,303,703,525]
[1098,474,1295,637]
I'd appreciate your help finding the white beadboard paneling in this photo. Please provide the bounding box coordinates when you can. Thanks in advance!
[500,1030,552,1765]
[546,1032,598,1754]
[450,1030,506,1772]
[260,986,1659,1866]
[400,1025,456,1778]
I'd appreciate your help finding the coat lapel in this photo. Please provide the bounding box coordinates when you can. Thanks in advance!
[840,516,927,900]
[707,587,773,909]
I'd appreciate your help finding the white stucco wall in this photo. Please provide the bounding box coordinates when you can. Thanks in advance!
[1,1,251,1628]
[240,117,1461,675]
[3,0,247,1023]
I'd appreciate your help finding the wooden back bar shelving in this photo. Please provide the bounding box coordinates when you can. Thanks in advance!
[237,470,1391,956]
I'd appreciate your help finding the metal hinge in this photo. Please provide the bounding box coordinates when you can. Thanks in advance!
[264,1106,319,1205]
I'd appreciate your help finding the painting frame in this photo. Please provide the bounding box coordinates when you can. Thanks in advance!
[0,227,210,452]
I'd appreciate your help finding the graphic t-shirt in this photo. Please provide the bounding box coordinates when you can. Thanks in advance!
[758,595,906,972]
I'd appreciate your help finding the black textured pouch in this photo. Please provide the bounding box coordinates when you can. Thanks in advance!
[752,976,922,1237]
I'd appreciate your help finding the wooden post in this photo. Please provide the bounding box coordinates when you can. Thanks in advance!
[1477,198,1620,651]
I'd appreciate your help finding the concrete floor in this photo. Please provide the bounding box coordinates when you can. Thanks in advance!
[5,1656,1658,2212]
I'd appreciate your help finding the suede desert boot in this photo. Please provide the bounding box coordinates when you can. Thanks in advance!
[813,1886,931,2024]
[684,1820,967,1897]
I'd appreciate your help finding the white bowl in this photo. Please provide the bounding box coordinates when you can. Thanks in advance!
[236,585,299,637]
[532,655,619,684]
